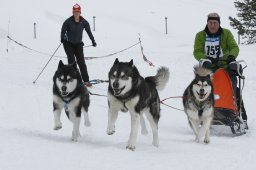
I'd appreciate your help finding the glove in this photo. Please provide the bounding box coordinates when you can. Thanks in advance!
[227,55,237,72]
[207,56,218,64]
[227,55,244,76]
[228,60,243,75]
[226,55,235,64]
[199,58,212,69]
[92,41,97,47]
[228,61,237,71]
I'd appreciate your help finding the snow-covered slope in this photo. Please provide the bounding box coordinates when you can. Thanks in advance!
[0,0,255,170]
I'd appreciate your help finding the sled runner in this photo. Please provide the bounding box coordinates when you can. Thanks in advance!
[212,65,247,136]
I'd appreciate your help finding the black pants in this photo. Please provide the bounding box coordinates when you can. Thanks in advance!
[63,42,89,82]
[228,70,247,120]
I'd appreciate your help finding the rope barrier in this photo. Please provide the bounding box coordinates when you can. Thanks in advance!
[7,35,156,87]
[7,35,140,60]
[7,36,53,56]
[7,35,156,67]
[83,42,140,60]
[138,34,155,67]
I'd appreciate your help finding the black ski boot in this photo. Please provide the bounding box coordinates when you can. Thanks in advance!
[228,118,246,136]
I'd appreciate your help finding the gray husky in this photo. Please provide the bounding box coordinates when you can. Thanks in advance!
[107,58,170,150]
[183,65,214,143]
[53,60,90,141]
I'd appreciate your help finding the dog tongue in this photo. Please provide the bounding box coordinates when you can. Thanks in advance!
[62,92,68,96]
[199,93,206,99]
[114,89,121,96]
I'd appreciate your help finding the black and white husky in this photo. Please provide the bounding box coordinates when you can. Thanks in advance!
[183,65,214,143]
[53,60,90,141]
[107,58,170,150]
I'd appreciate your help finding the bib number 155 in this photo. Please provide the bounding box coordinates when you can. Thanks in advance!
[206,45,220,56]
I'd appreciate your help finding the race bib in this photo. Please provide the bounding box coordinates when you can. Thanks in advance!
[204,36,223,59]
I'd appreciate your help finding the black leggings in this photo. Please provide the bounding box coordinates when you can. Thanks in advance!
[63,42,89,82]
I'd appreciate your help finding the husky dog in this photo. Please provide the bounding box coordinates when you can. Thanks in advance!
[107,58,170,150]
[53,60,90,141]
[183,65,214,143]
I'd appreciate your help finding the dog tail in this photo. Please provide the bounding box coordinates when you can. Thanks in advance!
[146,67,170,91]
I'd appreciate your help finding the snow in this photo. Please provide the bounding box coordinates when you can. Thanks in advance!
[0,0,255,170]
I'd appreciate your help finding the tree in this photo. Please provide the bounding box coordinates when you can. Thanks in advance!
[229,0,256,44]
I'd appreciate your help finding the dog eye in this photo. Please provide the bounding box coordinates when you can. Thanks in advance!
[58,75,65,81]
[121,75,128,79]
[111,75,116,79]
[58,77,64,81]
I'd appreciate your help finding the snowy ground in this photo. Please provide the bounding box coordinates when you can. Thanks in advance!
[0,0,256,170]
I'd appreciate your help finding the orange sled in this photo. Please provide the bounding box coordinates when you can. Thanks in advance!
[212,68,246,135]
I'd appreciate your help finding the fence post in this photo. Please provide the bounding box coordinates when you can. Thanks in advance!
[165,17,168,34]
[34,22,37,39]
[238,32,240,45]
[93,16,96,31]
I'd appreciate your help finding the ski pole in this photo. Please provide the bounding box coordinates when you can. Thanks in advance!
[6,20,10,52]
[33,43,62,84]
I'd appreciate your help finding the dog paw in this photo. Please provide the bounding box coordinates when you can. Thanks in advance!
[141,128,148,135]
[72,131,81,141]
[107,130,115,135]
[84,120,91,127]
[126,145,136,151]
[204,138,210,144]
[195,137,200,143]
[121,108,128,112]
[53,125,62,130]
[152,140,159,147]
[107,127,115,135]
[71,138,78,142]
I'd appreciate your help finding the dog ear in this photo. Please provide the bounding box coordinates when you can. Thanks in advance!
[114,58,119,65]
[58,60,64,69]
[129,59,133,66]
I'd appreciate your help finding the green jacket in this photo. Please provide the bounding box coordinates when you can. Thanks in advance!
[193,27,239,70]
